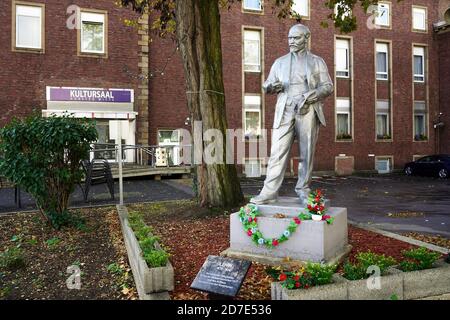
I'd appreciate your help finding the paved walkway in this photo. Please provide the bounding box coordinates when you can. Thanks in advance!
[241,174,450,238]
[1,174,449,238]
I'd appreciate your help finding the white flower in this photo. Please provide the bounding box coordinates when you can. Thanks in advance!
[251,227,258,233]
[258,238,265,245]
[283,230,290,237]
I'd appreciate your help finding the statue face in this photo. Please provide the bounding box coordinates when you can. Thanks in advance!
[288,27,308,53]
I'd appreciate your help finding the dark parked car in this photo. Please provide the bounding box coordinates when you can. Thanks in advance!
[404,155,450,179]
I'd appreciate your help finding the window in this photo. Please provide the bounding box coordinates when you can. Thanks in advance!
[243,0,262,11]
[374,2,390,27]
[376,100,391,140]
[414,101,427,141]
[243,30,261,72]
[335,3,352,19]
[336,98,351,140]
[291,0,309,18]
[412,7,427,31]
[376,42,389,80]
[158,130,180,145]
[335,39,350,78]
[413,46,425,82]
[244,159,262,177]
[14,3,44,50]
[244,95,262,138]
[80,11,106,55]
[375,157,392,174]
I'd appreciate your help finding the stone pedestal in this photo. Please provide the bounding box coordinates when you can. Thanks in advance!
[222,198,350,265]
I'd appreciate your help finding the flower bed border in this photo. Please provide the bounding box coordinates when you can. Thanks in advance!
[272,260,450,300]
[116,205,174,300]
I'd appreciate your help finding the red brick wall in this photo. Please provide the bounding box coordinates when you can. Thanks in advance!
[148,0,442,172]
[438,31,450,154]
[0,0,140,126]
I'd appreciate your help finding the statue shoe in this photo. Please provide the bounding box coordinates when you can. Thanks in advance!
[249,194,277,205]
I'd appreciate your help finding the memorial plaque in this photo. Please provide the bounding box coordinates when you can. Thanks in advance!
[190,256,251,297]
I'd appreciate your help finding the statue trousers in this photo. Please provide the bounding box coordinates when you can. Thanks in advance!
[260,102,320,199]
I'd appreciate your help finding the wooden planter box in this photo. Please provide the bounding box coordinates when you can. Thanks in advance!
[272,261,450,300]
[117,205,174,299]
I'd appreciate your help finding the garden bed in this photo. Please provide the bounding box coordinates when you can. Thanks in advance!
[0,207,137,300]
[117,205,174,300]
[127,200,447,300]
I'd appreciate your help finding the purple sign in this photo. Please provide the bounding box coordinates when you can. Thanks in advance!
[48,87,133,103]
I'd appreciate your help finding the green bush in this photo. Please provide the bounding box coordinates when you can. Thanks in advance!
[343,251,397,280]
[0,247,26,271]
[266,263,337,290]
[305,263,336,286]
[128,211,169,268]
[0,114,97,229]
[399,247,440,272]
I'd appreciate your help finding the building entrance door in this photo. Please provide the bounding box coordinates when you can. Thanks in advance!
[92,120,135,163]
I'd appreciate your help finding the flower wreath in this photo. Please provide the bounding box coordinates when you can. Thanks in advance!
[239,189,334,249]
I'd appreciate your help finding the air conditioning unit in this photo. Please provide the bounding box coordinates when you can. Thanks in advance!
[155,148,168,167]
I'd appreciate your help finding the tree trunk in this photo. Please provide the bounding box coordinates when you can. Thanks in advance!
[175,0,244,208]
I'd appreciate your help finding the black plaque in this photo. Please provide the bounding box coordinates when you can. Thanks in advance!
[190,256,251,297]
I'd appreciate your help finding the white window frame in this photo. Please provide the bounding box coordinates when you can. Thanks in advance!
[413,101,427,141]
[375,2,391,27]
[243,29,261,72]
[243,95,262,138]
[14,2,44,51]
[335,39,350,78]
[376,42,389,80]
[413,46,425,83]
[244,158,262,178]
[412,6,427,32]
[336,98,351,139]
[375,157,393,174]
[243,0,263,12]
[291,0,310,19]
[376,112,390,137]
[80,10,107,55]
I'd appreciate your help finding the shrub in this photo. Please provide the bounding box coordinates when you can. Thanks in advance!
[0,114,97,229]
[399,247,440,272]
[343,251,397,280]
[266,263,337,290]
[0,247,26,271]
[128,211,169,268]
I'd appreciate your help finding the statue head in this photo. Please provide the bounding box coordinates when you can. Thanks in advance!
[288,24,311,53]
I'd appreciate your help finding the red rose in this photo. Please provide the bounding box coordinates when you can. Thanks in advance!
[247,229,253,236]
[317,190,322,196]
[295,282,300,288]
[272,239,279,246]
[322,215,331,221]
[254,217,258,223]
[315,197,320,203]
[307,204,312,210]
[279,273,287,281]
[248,217,253,222]
[294,275,300,281]
[320,205,325,211]
[294,217,301,225]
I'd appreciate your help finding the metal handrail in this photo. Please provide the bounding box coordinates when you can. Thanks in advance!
[88,143,192,167]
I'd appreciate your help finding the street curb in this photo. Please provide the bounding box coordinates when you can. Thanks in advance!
[348,220,449,254]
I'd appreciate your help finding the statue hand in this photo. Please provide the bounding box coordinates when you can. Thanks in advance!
[271,81,284,94]
[305,90,319,104]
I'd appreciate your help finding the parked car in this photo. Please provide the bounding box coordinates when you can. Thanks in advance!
[404,155,450,179]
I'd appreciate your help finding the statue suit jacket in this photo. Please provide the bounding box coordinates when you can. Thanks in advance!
[263,50,334,129]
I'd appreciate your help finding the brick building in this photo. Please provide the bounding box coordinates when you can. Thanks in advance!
[0,0,449,175]
[0,0,149,162]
